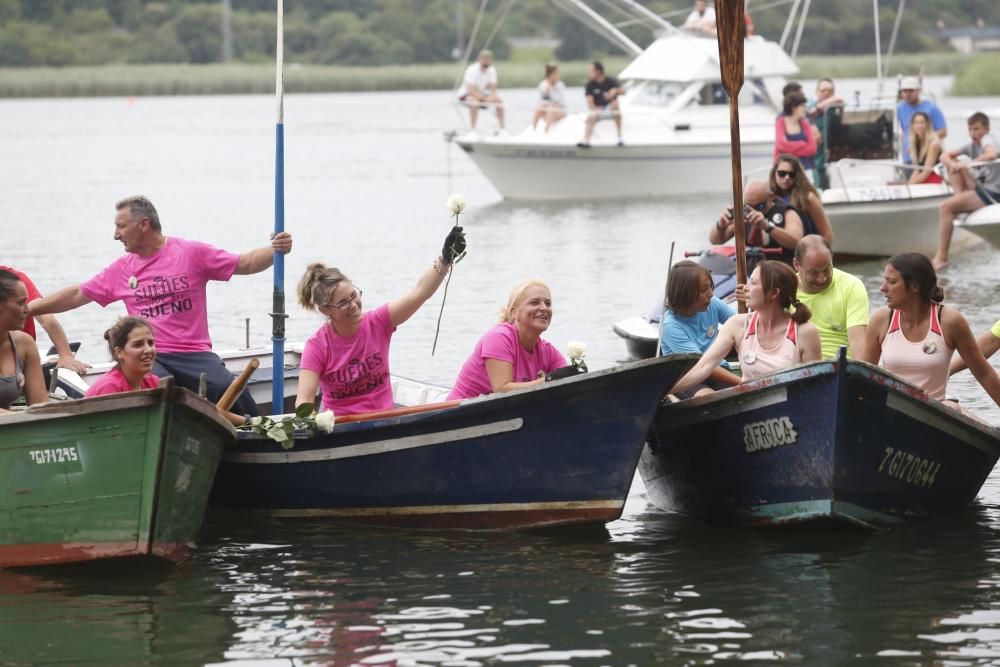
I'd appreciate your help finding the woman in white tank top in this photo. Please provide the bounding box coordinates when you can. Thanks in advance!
[671,261,822,396]
[861,253,1000,407]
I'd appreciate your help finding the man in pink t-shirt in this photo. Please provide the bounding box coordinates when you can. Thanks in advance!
[29,195,292,415]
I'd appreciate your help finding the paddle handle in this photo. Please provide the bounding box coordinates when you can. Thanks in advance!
[217,358,260,412]
[729,102,747,313]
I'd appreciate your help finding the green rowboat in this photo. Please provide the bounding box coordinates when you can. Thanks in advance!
[0,382,234,568]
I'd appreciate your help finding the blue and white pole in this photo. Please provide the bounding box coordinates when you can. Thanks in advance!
[271,0,287,414]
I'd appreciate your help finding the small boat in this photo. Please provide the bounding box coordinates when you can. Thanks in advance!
[957,202,1000,248]
[210,354,697,530]
[0,382,233,568]
[639,349,1000,529]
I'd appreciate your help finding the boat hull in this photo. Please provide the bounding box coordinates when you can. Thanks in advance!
[456,138,776,199]
[640,354,1000,529]
[957,203,1000,248]
[212,355,697,529]
[0,385,232,567]
[612,316,659,360]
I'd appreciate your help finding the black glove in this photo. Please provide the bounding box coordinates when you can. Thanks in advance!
[545,365,584,382]
[442,226,466,264]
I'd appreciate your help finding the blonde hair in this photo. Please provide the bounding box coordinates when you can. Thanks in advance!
[908,111,939,166]
[297,263,350,312]
[499,279,550,323]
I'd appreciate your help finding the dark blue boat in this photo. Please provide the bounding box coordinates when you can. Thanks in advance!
[211,354,697,530]
[640,349,1000,529]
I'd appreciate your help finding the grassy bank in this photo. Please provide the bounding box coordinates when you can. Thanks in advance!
[0,52,990,99]
[951,54,1000,96]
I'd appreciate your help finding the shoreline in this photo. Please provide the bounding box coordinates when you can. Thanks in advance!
[0,53,994,99]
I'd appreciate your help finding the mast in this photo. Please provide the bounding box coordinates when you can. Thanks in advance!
[271,0,287,413]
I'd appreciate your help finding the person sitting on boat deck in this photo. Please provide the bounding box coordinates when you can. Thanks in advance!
[808,78,845,188]
[670,261,821,396]
[951,319,1000,375]
[710,179,805,265]
[0,263,89,374]
[532,63,567,133]
[897,76,947,166]
[793,235,869,359]
[659,261,740,398]
[578,61,623,148]
[769,154,833,244]
[295,226,466,416]
[448,280,570,400]
[27,195,292,418]
[859,253,1000,409]
[682,0,716,34]
[85,316,249,426]
[0,269,48,412]
[931,112,1000,270]
[895,111,944,185]
[458,49,505,132]
[775,92,817,171]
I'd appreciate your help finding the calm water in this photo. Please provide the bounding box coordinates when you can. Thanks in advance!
[3,80,1000,665]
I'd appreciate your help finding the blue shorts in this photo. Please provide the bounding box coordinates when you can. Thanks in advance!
[975,185,1000,206]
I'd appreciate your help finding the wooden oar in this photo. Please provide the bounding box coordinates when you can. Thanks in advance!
[217,358,260,412]
[715,0,748,313]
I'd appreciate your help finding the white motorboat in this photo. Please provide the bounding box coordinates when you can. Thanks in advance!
[454,31,797,199]
[957,203,1000,248]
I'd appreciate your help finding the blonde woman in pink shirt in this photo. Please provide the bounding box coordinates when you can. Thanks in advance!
[295,227,466,416]
[861,253,1000,408]
[670,261,822,396]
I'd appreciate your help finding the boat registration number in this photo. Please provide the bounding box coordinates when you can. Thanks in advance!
[28,446,80,467]
[878,446,940,488]
[856,187,905,202]
[743,416,798,453]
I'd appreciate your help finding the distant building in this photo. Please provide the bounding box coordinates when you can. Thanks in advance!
[932,25,1000,54]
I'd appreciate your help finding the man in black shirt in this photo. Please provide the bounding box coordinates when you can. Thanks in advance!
[579,61,624,148]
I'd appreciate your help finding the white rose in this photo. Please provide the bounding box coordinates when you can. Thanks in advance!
[446,194,466,215]
[567,340,586,360]
[315,410,336,433]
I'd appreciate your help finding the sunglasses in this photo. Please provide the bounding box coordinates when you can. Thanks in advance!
[776,169,796,178]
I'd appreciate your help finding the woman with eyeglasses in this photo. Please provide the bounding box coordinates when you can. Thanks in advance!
[768,153,833,244]
[295,227,466,416]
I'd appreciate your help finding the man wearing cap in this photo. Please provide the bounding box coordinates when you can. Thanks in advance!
[897,76,947,165]
[458,49,505,131]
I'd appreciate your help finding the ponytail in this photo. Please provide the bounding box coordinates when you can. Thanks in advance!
[789,299,812,324]
[297,262,349,312]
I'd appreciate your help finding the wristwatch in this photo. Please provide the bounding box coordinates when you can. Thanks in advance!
[766,220,776,231]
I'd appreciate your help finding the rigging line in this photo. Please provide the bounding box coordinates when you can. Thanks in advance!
[480,0,517,50]
[789,0,812,59]
[779,0,801,50]
[452,0,491,92]
[872,0,883,90]
[883,0,906,79]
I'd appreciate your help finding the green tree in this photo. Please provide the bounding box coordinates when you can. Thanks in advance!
[172,3,221,63]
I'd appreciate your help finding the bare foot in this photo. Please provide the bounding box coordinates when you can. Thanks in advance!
[932,256,949,271]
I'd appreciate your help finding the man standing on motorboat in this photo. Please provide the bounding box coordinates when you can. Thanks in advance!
[682,0,716,34]
[457,49,505,132]
[709,180,805,265]
[28,195,293,416]
[897,76,947,166]
[793,235,869,359]
[932,112,1000,270]
[808,78,845,188]
[578,61,624,148]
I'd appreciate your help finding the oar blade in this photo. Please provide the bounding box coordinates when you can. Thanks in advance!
[715,0,746,98]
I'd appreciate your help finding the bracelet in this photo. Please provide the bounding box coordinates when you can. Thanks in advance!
[432,257,449,275]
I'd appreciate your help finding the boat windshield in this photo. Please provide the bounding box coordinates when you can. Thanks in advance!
[694,80,768,107]
[626,80,685,107]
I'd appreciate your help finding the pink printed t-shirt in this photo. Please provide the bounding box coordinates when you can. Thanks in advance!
[300,303,396,416]
[85,367,160,397]
[448,322,568,400]
[80,237,240,353]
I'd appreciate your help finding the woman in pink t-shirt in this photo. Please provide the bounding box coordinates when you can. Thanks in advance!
[861,253,1000,408]
[670,262,821,396]
[448,280,569,400]
[295,227,465,416]
[86,317,161,397]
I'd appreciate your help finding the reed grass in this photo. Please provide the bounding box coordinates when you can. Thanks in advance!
[0,52,989,99]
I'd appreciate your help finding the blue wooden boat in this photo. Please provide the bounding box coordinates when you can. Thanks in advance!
[210,354,697,530]
[640,349,1000,529]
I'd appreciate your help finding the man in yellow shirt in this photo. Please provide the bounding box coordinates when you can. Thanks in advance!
[793,235,869,358]
[951,319,1000,374]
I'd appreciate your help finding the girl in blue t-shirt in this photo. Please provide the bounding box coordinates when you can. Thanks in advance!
[660,261,741,398]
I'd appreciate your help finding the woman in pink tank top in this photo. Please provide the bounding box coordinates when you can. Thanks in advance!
[671,261,822,396]
[862,253,1000,407]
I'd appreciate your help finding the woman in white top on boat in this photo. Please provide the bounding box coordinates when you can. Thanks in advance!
[532,63,566,133]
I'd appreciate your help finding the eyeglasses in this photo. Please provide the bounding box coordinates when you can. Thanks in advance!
[323,286,362,311]
[748,201,767,211]
[776,169,796,178]
[817,87,834,94]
